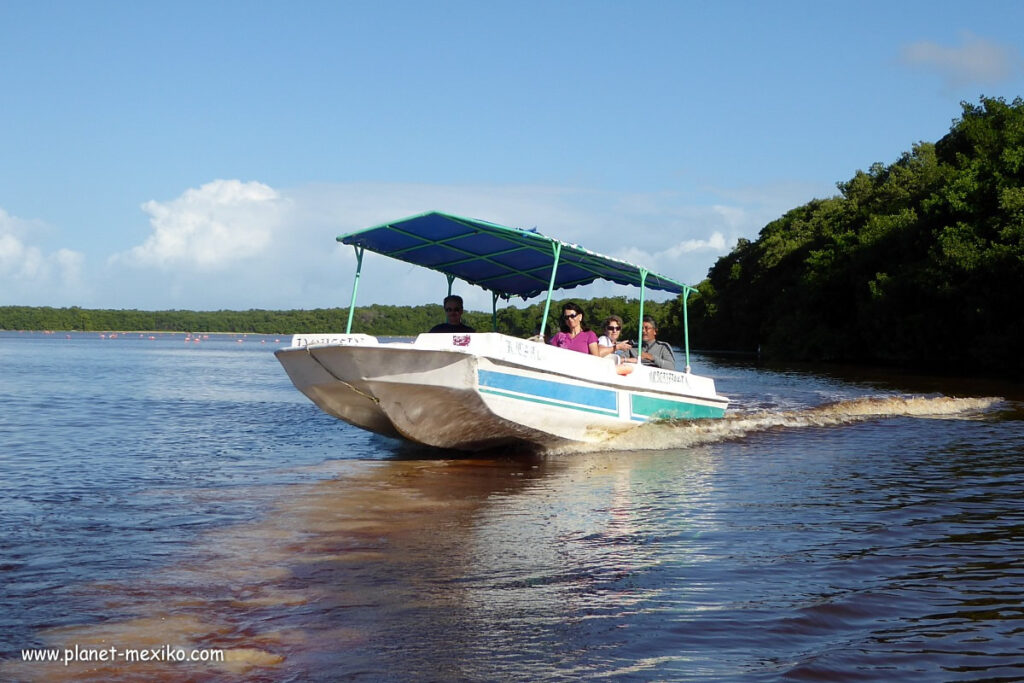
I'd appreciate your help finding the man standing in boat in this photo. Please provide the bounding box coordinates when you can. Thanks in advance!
[429,295,476,333]
[624,316,676,370]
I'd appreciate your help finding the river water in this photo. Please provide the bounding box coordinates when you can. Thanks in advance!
[1,331,1022,681]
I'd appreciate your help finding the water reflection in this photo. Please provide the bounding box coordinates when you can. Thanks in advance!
[4,333,1023,682]
[4,448,727,680]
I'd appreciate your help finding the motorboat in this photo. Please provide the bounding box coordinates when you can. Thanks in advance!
[275,211,728,450]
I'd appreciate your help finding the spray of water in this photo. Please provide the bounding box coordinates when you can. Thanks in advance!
[548,395,1004,455]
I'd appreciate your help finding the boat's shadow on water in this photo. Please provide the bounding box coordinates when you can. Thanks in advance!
[372,434,549,463]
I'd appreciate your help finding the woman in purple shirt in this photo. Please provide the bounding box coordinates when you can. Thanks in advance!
[549,302,599,355]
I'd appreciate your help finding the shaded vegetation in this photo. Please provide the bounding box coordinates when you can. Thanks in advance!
[689,96,1024,376]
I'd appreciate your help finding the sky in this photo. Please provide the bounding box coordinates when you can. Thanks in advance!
[2,0,1023,313]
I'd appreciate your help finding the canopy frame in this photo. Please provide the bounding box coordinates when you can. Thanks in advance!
[337,211,696,369]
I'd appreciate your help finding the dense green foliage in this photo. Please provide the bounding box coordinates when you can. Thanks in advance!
[690,96,1024,375]
[0,297,679,343]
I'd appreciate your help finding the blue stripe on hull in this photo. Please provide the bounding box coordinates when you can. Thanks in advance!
[477,369,618,416]
[477,369,724,423]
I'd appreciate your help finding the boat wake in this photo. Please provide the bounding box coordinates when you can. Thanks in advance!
[547,395,1004,455]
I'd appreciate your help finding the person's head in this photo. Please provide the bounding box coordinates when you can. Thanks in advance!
[443,295,464,325]
[561,302,588,332]
[602,315,623,339]
[641,315,658,342]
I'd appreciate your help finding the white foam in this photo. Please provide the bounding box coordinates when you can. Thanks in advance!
[546,396,1004,455]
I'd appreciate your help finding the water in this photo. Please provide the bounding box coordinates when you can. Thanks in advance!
[1,331,1023,681]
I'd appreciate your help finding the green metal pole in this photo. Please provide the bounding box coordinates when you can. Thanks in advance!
[446,274,455,297]
[682,286,691,373]
[538,242,562,339]
[637,268,648,362]
[491,292,499,331]
[345,246,365,334]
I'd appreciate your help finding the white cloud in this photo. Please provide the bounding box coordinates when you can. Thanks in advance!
[0,209,87,304]
[665,231,729,258]
[900,32,1024,88]
[54,248,85,288]
[0,232,43,279]
[615,232,731,268]
[112,179,287,271]
[6,177,820,311]
[613,230,733,296]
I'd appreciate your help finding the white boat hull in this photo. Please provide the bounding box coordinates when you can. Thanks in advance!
[276,332,728,450]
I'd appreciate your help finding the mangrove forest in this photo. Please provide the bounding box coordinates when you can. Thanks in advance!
[687,96,1024,376]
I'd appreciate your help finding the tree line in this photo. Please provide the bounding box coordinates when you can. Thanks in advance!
[689,96,1024,376]
[0,297,679,344]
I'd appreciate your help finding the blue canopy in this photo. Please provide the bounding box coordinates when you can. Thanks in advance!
[338,210,691,300]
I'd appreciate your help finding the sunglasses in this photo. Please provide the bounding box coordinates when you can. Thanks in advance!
[562,312,579,320]
[445,307,462,312]
[606,325,620,331]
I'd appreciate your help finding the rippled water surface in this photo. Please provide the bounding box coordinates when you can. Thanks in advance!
[2,331,1023,681]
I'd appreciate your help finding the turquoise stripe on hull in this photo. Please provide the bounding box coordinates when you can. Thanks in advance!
[630,394,726,421]
[478,369,618,416]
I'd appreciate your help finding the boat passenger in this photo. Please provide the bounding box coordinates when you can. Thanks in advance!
[549,302,599,354]
[428,295,475,333]
[624,316,676,370]
[596,315,633,358]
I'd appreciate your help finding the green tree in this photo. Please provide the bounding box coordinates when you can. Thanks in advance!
[690,96,1024,375]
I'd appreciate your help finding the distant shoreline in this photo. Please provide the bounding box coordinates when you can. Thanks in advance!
[4,329,288,337]
[0,298,680,340]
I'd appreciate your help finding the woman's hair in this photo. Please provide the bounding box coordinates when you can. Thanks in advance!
[601,314,623,332]
[559,302,590,333]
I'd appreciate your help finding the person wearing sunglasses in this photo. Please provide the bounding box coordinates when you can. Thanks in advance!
[596,315,633,358]
[624,315,676,370]
[428,295,476,333]
[549,302,599,354]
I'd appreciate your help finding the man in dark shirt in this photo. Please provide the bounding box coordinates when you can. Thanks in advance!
[428,295,476,333]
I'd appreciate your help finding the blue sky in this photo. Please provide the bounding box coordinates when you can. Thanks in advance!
[2,1,1023,313]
